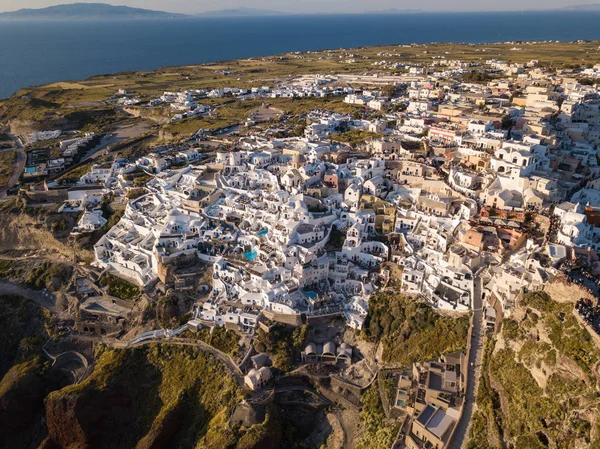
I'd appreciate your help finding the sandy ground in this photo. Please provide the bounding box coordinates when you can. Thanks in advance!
[343,328,377,360]
[544,281,595,303]
[0,211,78,260]
[81,120,153,160]
[250,106,283,123]
[113,121,153,140]
[337,408,361,449]
[340,359,375,387]
[68,101,106,108]
[325,412,345,449]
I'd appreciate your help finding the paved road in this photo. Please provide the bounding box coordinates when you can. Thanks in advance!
[0,134,25,200]
[448,273,485,449]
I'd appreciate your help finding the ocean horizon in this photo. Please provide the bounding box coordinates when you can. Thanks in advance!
[1,11,600,99]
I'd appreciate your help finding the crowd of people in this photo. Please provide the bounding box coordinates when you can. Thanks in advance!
[576,298,600,335]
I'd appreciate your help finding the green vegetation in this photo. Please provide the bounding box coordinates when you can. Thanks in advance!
[381,84,397,97]
[133,173,152,187]
[56,162,92,183]
[0,259,18,279]
[162,101,262,138]
[490,348,560,447]
[467,338,503,449]
[0,356,45,397]
[253,324,307,372]
[46,345,245,449]
[0,294,49,378]
[331,130,382,146]
[362,291,469,364]
[521,291,598,374]
[161,97,359,140]
[235,408,282,449]
[0,149,15,187]
[126,188,146,200]
[99,272,140,299]
[124,168,153,186]
[268,96,361,116]
[476,291,600,448]
[23,261,73,290]
[382,376,396,408]
[461,71,495,83]
[328,227,346,249]
[100,198,124,231]
[192,327,240,357]
[0,355,73,449]
[356,383,399,449]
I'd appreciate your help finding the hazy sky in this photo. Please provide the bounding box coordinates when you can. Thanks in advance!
[0,0,592,14]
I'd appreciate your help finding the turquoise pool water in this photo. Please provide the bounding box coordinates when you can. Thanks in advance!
[243,250,258,262]
[257,229,268,236]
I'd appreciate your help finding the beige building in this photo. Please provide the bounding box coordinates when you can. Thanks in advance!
[406,405,457,449]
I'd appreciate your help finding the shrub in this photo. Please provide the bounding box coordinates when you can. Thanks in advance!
[362,291,469,364]
[99,273,140,300]
[126,188,146,200]
[356,383,399,449]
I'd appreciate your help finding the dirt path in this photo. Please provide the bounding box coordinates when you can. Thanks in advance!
[0,279,56,312]
[0,134,25,200]
[337,408,361,449]
[107,336,246,387]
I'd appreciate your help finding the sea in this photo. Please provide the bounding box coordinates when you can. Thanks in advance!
[1,11,600,99]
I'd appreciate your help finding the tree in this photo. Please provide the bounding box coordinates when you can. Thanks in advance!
[381,84,397,97]
[461,71,493,84]
[254,341,267,353]
[501,115,513,130]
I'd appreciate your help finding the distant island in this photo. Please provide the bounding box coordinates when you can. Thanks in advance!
[3,2,600,21]
[0,3,187,20]
[196,7,287,17]
[562,3,600,10]
[364,8,424,14]
[0,3,292,20]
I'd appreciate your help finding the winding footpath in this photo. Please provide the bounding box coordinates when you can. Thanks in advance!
[0,134,25,200]
[110,335,246,387]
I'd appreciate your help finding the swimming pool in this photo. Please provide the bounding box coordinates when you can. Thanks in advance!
[243,250,258,262]
[304,291,318,300]
[257,229,268,237]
